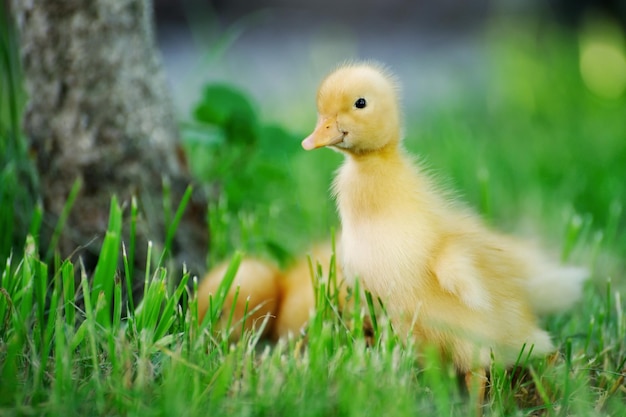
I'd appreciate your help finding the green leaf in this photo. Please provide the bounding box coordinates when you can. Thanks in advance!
[193,84,258,145]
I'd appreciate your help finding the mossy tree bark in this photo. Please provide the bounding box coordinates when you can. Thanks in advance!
[10,0,209,293]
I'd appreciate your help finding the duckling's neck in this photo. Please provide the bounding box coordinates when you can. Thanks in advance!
[333,141,422,217]
[343,140,408,176]
[346,140,400,162]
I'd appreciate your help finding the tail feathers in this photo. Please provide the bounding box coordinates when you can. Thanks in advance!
[525,262,589,315]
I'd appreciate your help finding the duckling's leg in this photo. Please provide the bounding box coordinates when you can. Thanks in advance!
[465,368,487,417]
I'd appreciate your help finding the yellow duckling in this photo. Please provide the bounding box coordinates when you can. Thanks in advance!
[302,62,587,375]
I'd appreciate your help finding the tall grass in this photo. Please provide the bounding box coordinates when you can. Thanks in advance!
[0,5,37,268]
[1,203,624,415]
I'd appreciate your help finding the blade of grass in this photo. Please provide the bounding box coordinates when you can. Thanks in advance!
[92,196,122,327]
[208,252,242,323]
[28,202,43,248]
[364,289,379,338]
[136,267,168,335]
[123,196,139,314]
[61,260,76,328]
[0,332,22,406]
[53,303,70,402]
[477,166,493,221]
[154,272,191,342]
[162,177,172,234]
[528,366,553,415]
[0,5,20,136]
[78,262,105,411]
[112,274,122,333]
[143,240,153,307]
[164,184,194,258]
[45,178,82,263]
[226,284,241,339]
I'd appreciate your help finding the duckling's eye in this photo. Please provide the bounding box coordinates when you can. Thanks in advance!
[354,98,367,109]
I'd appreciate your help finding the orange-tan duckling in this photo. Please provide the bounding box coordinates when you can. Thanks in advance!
[273,241,342,339]
[196,242,342,342]
[301,62,587,385]
[197,258,281,342]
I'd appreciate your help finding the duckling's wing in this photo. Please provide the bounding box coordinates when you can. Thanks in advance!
[433,241,492,311]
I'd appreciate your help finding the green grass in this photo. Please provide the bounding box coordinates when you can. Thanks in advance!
[0,5,37,269]
[1,15,626,417]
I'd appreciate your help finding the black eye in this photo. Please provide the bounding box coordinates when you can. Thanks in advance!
[354,98,367,109]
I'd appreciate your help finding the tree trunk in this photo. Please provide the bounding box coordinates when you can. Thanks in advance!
[10,0,209,290]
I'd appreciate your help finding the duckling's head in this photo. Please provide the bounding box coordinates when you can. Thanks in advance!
[302,62,401,155]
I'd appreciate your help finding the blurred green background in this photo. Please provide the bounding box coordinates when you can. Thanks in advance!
[154,1,626,270]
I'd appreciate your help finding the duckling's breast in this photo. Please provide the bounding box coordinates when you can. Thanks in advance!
[339,208,437,300]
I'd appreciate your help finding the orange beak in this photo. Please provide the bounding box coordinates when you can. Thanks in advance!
[301,116,345,150]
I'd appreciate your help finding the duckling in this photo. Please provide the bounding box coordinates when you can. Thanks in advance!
[301,62,587,375]
[197,258,281,342]
[196,243,341,342]
[273,242,342,339]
